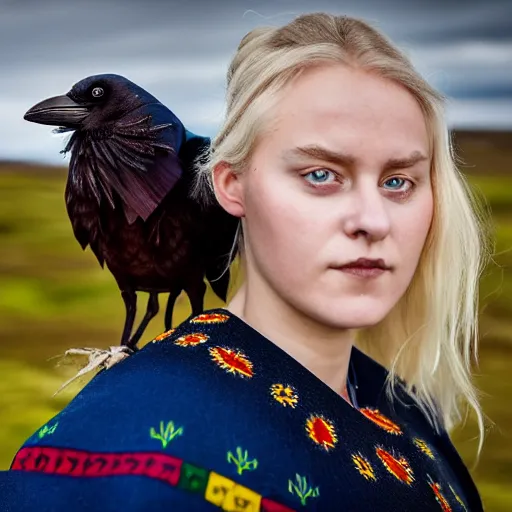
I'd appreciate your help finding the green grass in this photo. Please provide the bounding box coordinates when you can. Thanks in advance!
[0,166,511,510]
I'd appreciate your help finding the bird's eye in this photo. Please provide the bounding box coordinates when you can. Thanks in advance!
[91,87,104,98]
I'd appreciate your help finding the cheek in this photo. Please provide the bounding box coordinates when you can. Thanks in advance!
[396,192,434,265]
[243,175,323,269]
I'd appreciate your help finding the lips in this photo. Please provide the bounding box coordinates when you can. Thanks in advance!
[338,267,387,278]
[339,258,390,270]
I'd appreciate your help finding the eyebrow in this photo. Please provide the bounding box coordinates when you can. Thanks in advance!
[283,145,429,171]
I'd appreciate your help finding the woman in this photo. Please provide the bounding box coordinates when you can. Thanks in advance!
[0,12,489,511]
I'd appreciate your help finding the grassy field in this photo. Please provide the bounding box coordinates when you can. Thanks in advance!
[1,132,511,510]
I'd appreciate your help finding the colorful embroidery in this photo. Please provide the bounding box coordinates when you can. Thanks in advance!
[175,333,209,347]
[11,447,296,511]
[153,328,176,342]
[227,447,258,475]
[413,437,435,459]
[177,462,209,495]
[449,484,467,511]
[149,420,184,449]
[205,471,262,510]
[428,477,452,511]
[12,446,183,484]
[270,384,299,408]
[288,474,320,506]
[191,313,230,324]
[209,346,254,378]
[359,408,402,435]
[351,452,376,481]
[375,447,414,485]
[305,415,338,451]
[37,422,58,439]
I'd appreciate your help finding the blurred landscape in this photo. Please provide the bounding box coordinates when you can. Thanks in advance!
[0,129,511,510]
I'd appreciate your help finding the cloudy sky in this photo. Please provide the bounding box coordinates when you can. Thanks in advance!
[0,0,510,164]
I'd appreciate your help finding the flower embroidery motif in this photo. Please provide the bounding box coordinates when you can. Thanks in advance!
[209,346,254,378]
[351,452,376,481]
[270,384,299,408]
[360,408,402,435]
[288,474,320,506]
[375,447,414,485]
[149,420,184,449]
[191,313,230,324]
[413,437,435,459]
[175,333,209,347]
[428,476,452,511]
[306,415,338,451]
[226,447,258,475]
[38,422,58,439]
[153,328,176,342]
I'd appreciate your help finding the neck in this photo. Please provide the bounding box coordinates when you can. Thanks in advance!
[227,279,355,401]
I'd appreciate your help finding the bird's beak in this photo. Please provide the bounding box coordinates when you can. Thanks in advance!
[24,94,91,128]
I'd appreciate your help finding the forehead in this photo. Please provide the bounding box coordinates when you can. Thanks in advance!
[267,64,429,158]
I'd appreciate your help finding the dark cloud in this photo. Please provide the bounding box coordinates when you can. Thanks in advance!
[0,0,510,163]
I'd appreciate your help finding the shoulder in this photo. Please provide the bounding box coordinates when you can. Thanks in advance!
[6,310,297,511]
[15,310,252,454]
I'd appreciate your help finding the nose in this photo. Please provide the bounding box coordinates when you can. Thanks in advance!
[342,181,391,241]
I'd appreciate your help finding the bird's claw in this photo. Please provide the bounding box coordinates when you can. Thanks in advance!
[53,346,133,396]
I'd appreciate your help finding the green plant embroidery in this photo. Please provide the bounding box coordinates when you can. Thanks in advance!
[288,473,320,506]
[226,447,258,475]
[38,422,58,439]
[149,421,184,449]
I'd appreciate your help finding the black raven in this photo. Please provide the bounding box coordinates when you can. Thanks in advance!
[24,74,238,350]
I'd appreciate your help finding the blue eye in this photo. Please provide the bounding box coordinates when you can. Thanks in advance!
[384,177,405,189]
[304,169,335,184]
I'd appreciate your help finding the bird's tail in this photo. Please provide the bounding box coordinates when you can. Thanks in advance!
[206,263,231,302]
[204,213,240,302]
[180,129,240,302]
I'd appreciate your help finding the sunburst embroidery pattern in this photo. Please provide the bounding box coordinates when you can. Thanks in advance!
[375,447,414,485]
[209,346,254,378]
[306,415,338,451]
[449,484,467,511]
[153,328,176,342]
[351,453,376,481]
[413,438,435,459]
[360,408,402,435]
[191,313,230,324]
[270,384,299,408]
[428,477,452,511]
[174,333,209,347]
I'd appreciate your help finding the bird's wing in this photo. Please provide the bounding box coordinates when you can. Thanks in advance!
[65,112,184,224]
[64,154,106,266]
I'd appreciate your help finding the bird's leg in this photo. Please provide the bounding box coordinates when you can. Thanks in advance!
[164,288,183,331]
[120,289,137,347]
[126,292,160,350]
[185,277,207,317]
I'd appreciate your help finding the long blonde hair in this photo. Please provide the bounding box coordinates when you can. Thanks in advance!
[194,12,492,453]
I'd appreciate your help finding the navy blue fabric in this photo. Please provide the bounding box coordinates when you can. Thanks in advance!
[0,309,483,511]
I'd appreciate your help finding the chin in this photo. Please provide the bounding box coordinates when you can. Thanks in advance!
[306,296,393,330]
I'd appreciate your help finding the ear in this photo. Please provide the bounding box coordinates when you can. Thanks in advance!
[212,161,245,218]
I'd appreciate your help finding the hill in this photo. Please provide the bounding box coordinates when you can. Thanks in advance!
[1,129,510,176]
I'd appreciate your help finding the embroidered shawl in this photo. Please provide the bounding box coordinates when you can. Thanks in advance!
[0,309,483,511]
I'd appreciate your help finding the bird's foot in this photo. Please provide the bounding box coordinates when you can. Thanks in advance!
[53,346,134,396]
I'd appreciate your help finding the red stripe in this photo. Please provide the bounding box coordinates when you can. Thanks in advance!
[11,446,182,487]
[11,445,297,510]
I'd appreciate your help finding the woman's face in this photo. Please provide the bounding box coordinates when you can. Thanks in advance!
[229,64,433,329]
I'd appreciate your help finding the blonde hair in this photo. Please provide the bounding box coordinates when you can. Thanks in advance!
[194,12,492,453]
